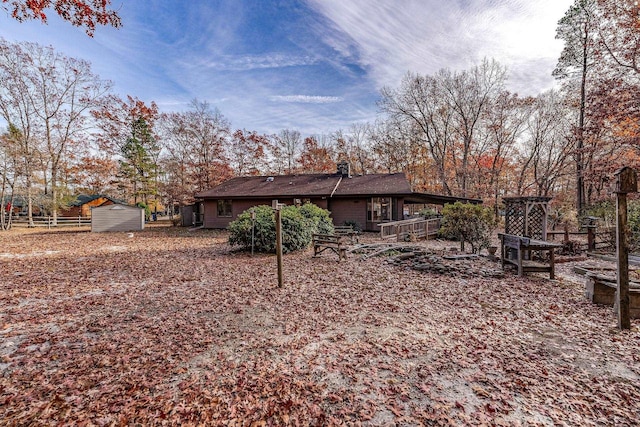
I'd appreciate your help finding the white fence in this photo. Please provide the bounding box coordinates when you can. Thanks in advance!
[9,216,91,228]
[379,217,441,241]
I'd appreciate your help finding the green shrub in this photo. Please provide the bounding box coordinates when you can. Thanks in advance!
[584,200,640,251]
[584,201,615,228]
[299,203,334,234]
[439,202,496,253]
[419,207,440,219]
[136,202,151,221]
[228,203,333,253]
[228,205,276,251]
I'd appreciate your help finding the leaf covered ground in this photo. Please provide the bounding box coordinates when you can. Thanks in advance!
[0,225,638,426]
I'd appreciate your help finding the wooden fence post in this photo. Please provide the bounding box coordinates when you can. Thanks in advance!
[273,200,284,288]
[587,226,595,251]
[614,167,637,330]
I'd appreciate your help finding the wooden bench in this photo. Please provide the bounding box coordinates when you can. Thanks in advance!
[312,233,348,261]
[334,225,359,243]
[498,233,562,279]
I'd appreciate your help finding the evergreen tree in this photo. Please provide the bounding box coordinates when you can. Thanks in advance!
[553,0,597,215]
[119,117,159,205]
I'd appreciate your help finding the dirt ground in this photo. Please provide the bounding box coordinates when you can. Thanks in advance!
[0,225,638,426]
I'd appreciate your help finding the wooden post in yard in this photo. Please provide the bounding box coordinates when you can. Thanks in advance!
[250,209,256,257]
[273,200,284,288]
[614,167,637,330]
[587,226,595,252]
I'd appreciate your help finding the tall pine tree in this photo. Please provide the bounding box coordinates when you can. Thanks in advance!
[119,117,160,206]
[553,0,597,215]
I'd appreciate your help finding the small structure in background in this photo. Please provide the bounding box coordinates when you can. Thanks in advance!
[91,204,145,233]
[179,202,204,228]
[503,196,552,239]
[59,194,117,217]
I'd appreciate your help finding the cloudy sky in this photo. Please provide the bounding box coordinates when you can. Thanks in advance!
[0,0,573,135]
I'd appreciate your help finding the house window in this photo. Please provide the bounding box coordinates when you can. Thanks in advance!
[367,197,393,222]
[217,199,232,217]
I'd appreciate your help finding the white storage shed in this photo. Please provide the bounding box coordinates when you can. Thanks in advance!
[91,204,145,232]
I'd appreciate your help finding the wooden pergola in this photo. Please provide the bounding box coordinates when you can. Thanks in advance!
[503,196,552,240]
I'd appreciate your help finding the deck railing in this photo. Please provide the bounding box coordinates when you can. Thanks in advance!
[379,217,441,241]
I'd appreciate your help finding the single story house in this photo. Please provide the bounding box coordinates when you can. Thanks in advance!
[1,195,44,216]
[60,194,117,217]
[195,163,482,231]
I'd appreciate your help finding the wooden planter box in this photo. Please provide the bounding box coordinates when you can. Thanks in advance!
[584,273,640,318]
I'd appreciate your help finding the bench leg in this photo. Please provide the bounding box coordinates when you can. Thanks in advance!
[517,248,524,277]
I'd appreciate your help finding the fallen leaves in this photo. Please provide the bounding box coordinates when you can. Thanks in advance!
[0,226,639,425]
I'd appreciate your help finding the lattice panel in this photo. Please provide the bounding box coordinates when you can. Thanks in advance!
[526,204,546,240]
[505,202,525,236]
[503,197,551,240]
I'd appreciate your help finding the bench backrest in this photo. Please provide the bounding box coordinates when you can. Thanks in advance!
[501,233,530,248]
[313,233,343,243]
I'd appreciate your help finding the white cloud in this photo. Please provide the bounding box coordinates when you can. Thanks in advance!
[200,53,318,71]
[270,95,344,103]
[305,0,573,93]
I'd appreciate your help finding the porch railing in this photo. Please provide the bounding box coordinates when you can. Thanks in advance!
[379,217,441,241]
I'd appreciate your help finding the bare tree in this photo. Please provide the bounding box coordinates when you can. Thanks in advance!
[369,118,416,176]
[517,90,574,197]
[0,39,46,224]
[442,59,507,197]
[379,72,455,194]
[274,129,301,174]
[554,0,598,214]
[347,122,374,175]
[159,99,231,199]
[379,60,506,196]
[25,41,111,223]
[0,125,22,229]
[476,91,529,211]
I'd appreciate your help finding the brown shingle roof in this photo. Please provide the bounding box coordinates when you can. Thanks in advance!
[195,173,413,199]
[334,173,412,196]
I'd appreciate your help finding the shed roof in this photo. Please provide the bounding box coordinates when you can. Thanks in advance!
[92,203,142,212]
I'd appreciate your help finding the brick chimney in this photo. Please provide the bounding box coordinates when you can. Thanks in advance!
[336,161,351,177]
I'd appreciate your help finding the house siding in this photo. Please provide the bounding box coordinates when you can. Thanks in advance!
[331,197,405,232]
[203,198,330,229]
[203,197,404,231]
[328,198,367,230]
